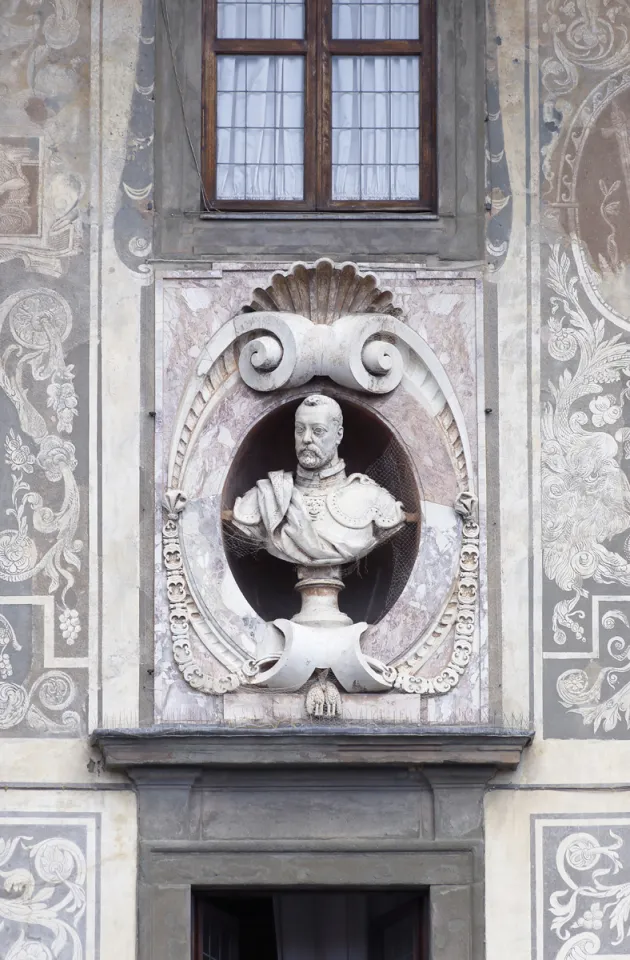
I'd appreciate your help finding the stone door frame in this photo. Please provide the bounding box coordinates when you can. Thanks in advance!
[93,726,532,960]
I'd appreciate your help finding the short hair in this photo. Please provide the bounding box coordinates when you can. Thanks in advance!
[296,394,343,429]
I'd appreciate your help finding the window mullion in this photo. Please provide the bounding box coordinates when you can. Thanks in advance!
[316,0,332,207]
[304,0,318,206]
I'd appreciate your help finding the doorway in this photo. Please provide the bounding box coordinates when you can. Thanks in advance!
[194,889,428,960]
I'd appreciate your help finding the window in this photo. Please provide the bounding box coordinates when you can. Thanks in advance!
[201,0,436,210]
[157,0,483,257]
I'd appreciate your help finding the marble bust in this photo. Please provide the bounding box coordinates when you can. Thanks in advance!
[230,394,406,627]
[232,395,405,566]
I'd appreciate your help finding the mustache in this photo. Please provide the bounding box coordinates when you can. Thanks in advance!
[298,449,323,459]
[297,443,323,454]
[297,448,325,463]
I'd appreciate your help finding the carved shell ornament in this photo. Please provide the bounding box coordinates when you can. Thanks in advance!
[162,259,479,709]
[243,258,402,322]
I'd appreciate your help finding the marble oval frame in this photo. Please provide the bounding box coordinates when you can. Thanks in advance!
[163,311,477,696]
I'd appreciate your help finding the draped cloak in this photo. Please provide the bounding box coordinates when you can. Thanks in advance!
[231,469,405,567]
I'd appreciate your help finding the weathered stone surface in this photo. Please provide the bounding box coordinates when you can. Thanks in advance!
[93,725,533,769]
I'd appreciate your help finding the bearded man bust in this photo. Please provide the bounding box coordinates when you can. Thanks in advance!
[231,394,405,574]
[230,394,407,631]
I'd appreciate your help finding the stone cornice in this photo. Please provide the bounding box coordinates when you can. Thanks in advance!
[91,725,533,771]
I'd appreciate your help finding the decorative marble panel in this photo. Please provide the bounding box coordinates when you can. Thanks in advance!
[154,263,487,725]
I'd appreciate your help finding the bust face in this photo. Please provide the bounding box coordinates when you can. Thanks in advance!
[294,403,343,471]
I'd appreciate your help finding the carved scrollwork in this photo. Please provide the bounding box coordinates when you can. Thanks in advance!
[234,312,405,395]
[162,491,242,695]
[394,496,479,696]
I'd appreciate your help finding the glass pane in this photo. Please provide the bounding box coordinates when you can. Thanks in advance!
[218,0,304,37]
[332,0,418,39]
[331,56,420,201]
[216,56,304,201]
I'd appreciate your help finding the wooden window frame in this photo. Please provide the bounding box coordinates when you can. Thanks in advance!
[201,0,436,212]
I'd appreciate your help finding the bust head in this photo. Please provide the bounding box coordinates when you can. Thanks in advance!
[294,395,343,471]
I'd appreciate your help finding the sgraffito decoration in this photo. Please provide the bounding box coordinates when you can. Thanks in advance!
[0,818,95,960]
[0,289,83,734]
[0,1,85,277]
[534,817,630,960]
[540,0,630,735]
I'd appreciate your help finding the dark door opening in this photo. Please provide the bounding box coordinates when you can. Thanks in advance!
[193,890,428,960]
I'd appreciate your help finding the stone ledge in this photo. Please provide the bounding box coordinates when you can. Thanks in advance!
[92,725,533,770]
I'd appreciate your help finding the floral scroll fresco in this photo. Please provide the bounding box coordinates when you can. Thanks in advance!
[534,817,630,960]
[0,288,85,735]
[0,818,95,960]
[539,1,630,736]
[0,0,90,736]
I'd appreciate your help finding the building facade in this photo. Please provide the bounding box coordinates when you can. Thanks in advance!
[0,0,629,958]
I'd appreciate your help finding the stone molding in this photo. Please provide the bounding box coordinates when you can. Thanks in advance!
[92,725,533,771]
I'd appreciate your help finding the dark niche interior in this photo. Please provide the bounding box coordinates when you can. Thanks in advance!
[222,391,420,625]
[194,889,428,960]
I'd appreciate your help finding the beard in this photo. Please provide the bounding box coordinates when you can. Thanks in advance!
[297,446,326,468]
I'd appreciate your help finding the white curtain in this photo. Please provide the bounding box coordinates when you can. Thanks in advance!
[332,56,419,200]
[215,0,420,202]
[218,1,304,39]
[216,55,304,200]
[332,0,418,39]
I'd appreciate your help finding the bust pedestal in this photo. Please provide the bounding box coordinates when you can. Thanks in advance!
[252,618,395,692]
[293,565,352,627]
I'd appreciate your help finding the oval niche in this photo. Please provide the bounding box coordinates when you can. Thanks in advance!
[221,392,421,626]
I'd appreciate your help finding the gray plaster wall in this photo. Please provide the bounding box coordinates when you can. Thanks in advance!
[0,0,92,737]
[0,1,146,956]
